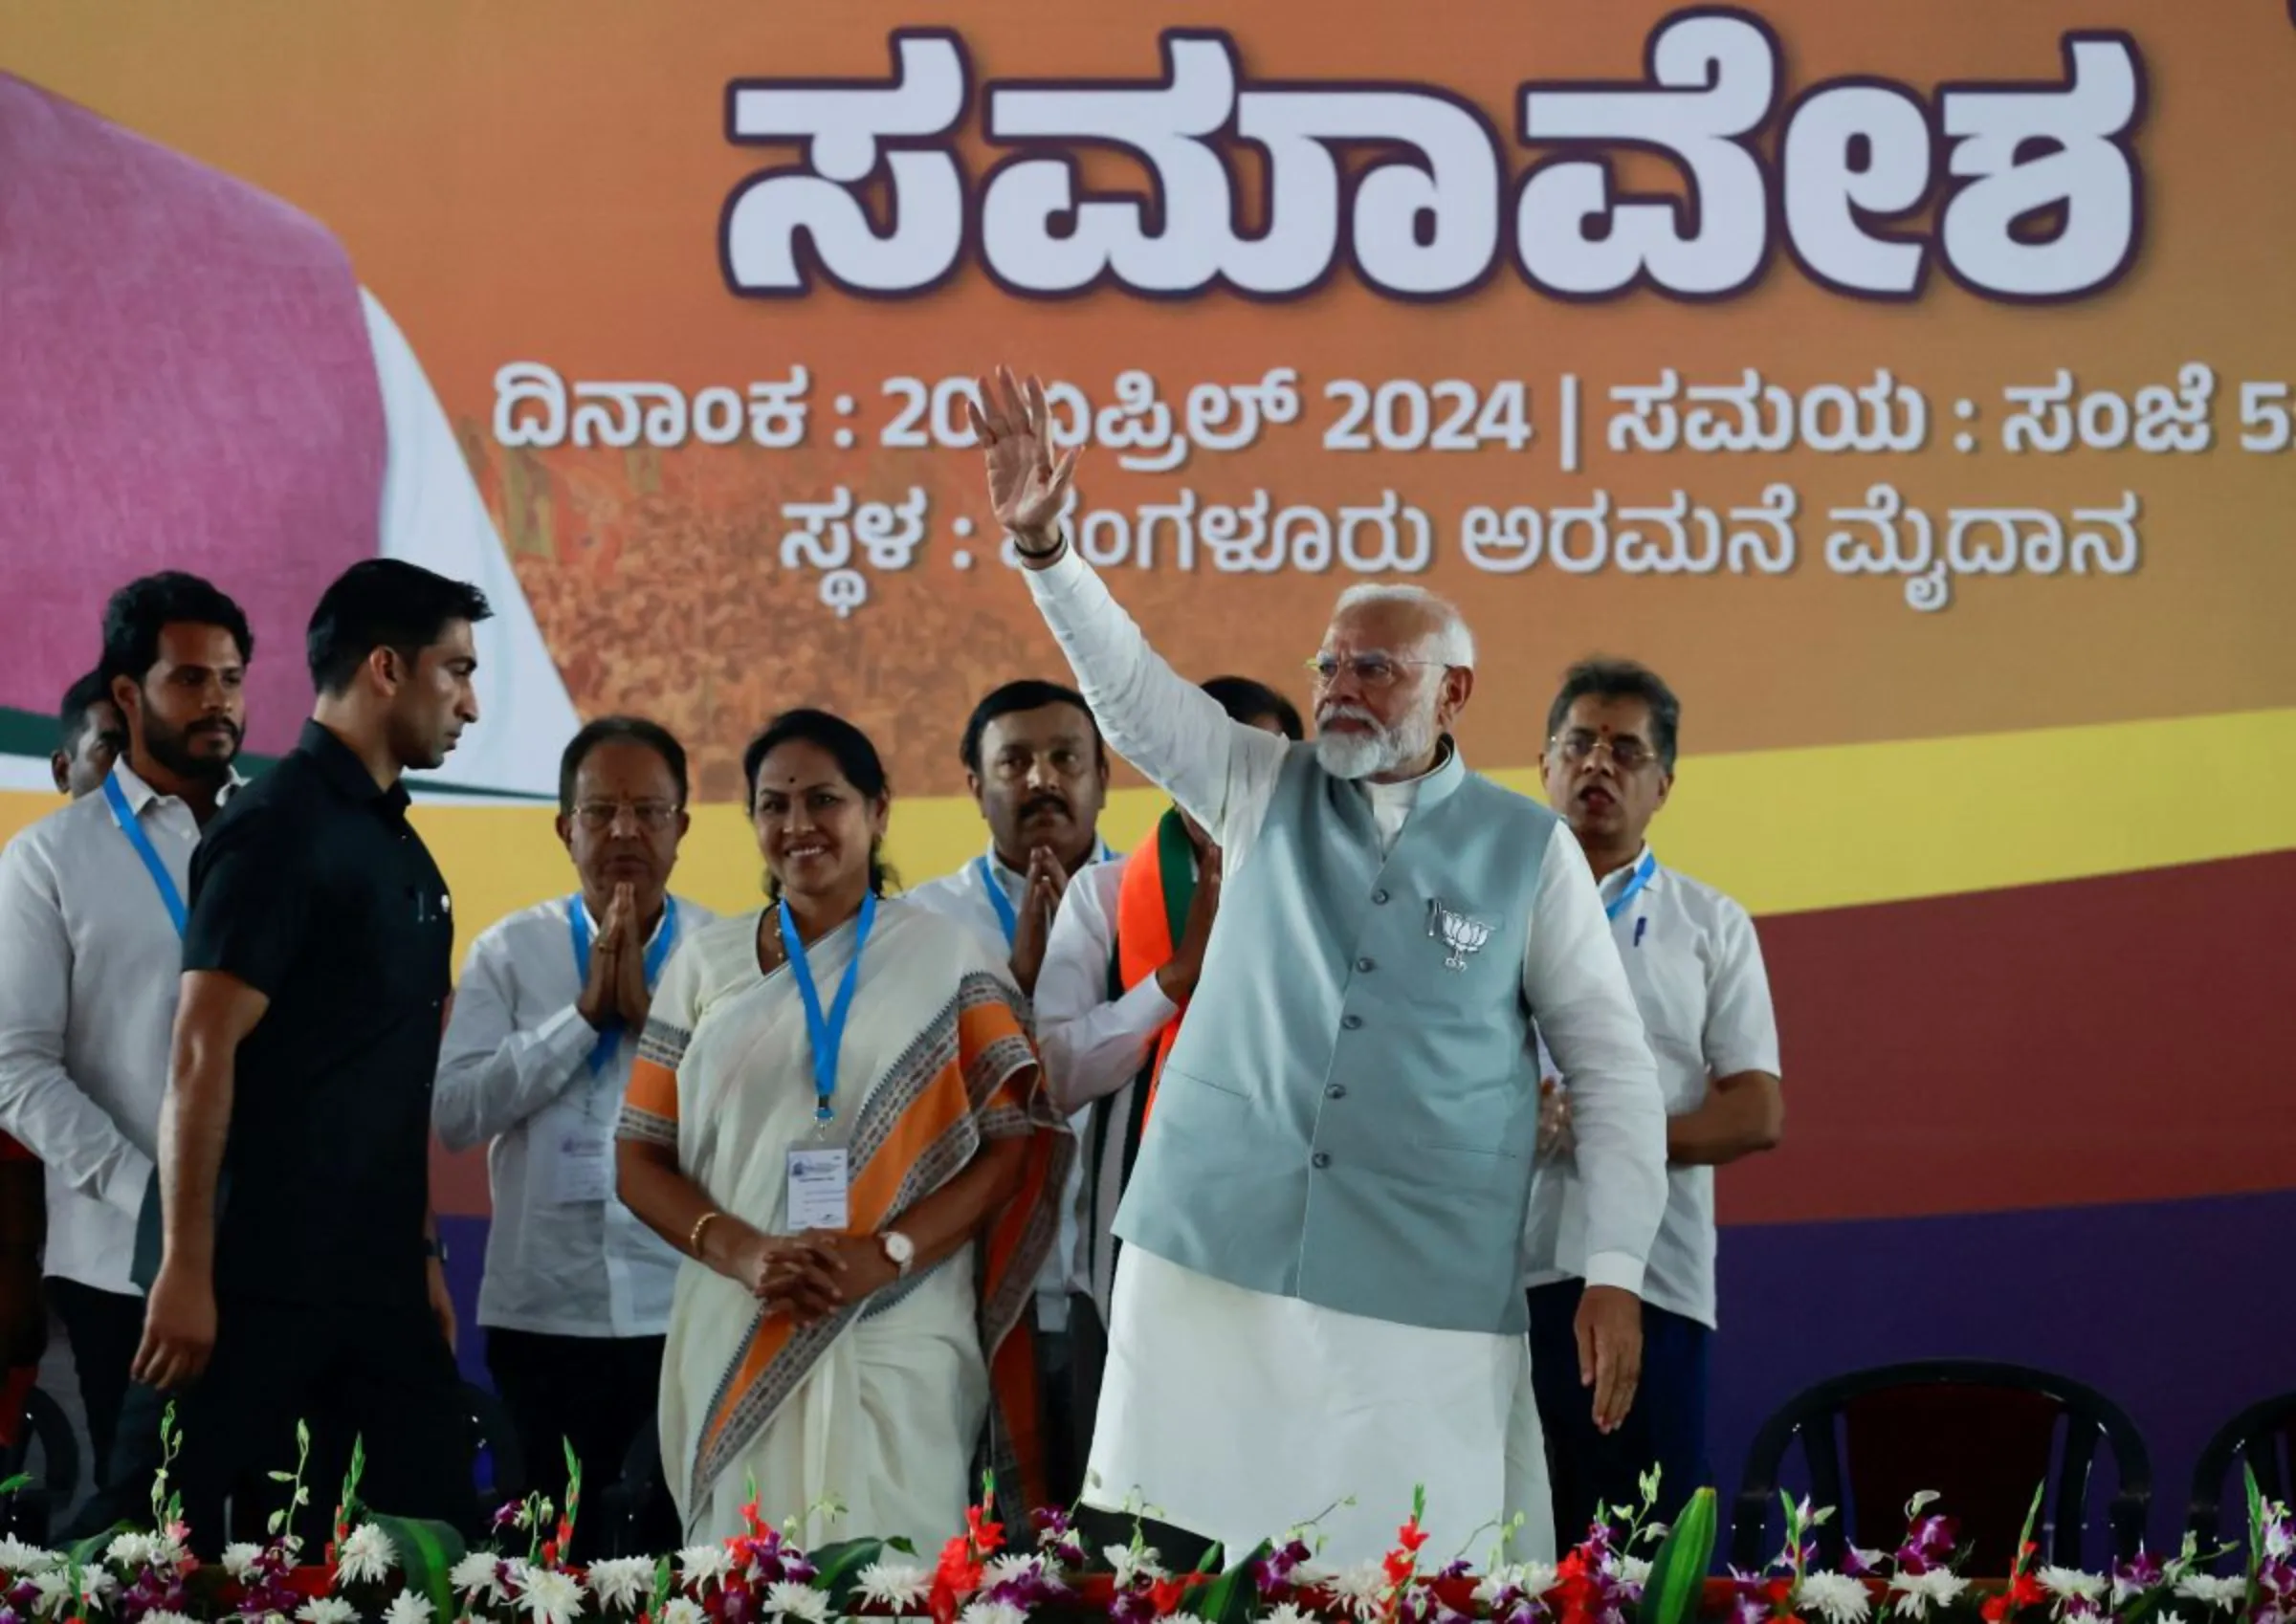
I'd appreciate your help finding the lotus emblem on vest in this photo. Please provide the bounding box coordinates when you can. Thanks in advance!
[1425,897,1493,971]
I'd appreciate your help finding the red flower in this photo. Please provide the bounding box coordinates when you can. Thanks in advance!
[541,1541,561,1569]
[1150,1578,1187,1616]
[1762,1578,1795,1608]
[966,1504,1005,1558]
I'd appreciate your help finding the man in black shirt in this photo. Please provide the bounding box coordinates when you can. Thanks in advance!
[124,560,491,1550]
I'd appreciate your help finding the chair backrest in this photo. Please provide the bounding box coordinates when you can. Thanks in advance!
[461,1380,527,1509]
[593,1407,673,1559]
[2188,1391,2296,1550]
[0,1385,80,1544]
[1732,1360,2152,1571]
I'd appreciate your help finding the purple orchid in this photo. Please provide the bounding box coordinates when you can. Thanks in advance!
[493,1499,524,1533]
[1252,1538,1314,1598]
[1106,1583,1159,1624]
[4,1581,35,1614]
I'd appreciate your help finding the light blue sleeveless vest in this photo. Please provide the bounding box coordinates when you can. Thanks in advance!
[1110,740,1558,1335]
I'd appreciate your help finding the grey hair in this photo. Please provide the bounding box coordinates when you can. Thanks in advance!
[1332,582,1477,669]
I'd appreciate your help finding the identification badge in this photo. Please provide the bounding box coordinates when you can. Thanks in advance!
[785,1147,850,1232]
[544,1130,613,1206]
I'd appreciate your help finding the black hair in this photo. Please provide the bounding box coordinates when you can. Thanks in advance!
[1201,674,1304,741]
[306,560,493,697]
[1544,657,1683,772]
[56,669,117,753]
[558,715,691,815]
[741,708,898,898]
[957,678,1105,776]
[99,572,254,690]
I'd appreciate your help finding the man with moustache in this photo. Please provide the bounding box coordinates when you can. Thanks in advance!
[903,677,1112,1505]
[52,670,127,799]
[969,367,1668,1564]
[435,715,714,1557]
[118,560,491,1550]
[0,573,253,1500]
[1523,659,1782,1538]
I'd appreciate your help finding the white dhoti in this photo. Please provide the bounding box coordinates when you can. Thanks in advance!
[1082,1249,1553,1567]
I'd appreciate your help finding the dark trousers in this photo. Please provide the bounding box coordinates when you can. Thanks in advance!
[1035,1292,1109,1510]
[1527,1280,1711,1548]
[484,1328,666,1560]
[46,1277,144,1494]
[80,1297,479,1556]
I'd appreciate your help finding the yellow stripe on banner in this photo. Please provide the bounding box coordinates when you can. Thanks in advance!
[3,708,2290,969]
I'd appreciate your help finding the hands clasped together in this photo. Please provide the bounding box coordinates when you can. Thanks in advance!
[724,1227,897,1327]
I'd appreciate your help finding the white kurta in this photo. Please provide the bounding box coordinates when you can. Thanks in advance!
[1021,550,1668,1565]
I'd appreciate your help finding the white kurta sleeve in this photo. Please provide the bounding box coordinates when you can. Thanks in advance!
[1520,831,1668,1296]
[1035,864,1179,1114]
[1023,549,1290,859]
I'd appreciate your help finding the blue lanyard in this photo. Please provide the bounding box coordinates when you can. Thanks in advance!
[1603,850,1658,923]
[974,843,1115,946]
[100,775,188,937]
[780,890,876,1123]
[568,895,680,1075]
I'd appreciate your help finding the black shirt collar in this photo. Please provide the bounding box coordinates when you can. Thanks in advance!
[298,719,412,815]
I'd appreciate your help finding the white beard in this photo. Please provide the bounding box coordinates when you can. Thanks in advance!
[1314,701,1439,781]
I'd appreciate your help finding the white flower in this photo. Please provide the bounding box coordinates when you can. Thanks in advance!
[1163,1613,1212,1624]
[2040,1569,2108,1610]
[765,1580,831,1623]
[1798,1571,1874,1624]
[451,1550,518,1603]
[2270,1521,2295,1561]
[661,1598,707,1624]
[982,1554,1045,1589]
[104,1531,164,1569]
[32,1566,115,1617]
[0,1538,60,1574]
[1265,1606,1322,1624]
[222,1543,268,1582]
[2174,1574,2246,1611]
[1888,1570,1971,1618]
[1619,1557,1653,1591]
[586,1557,658,1614]
[957,1603,1028,1624]
[142,1613,200,1624]
[519,1567,586,1624]
[296,1599,359,1624]
[383,1592,436,1624]
[679,1544,736,1592]
[856,1560,933,1611]
[1104,1545,1166,1588]
[2154,1613,2188,1624]
[1473,1563,1558,1604]
[335,1523,398,1588]
[1324,1560,1393,1621]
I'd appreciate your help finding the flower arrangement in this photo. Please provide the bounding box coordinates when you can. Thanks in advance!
[6,1426,2290,1624]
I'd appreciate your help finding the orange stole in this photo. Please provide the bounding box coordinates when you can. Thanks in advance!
[624,986,1064,1513]
[1114,809,1199,1124]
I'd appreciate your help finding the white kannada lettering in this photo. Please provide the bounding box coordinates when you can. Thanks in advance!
[495,362,568,449]
[1516,12,1776,298]
[748,367,811,449]
[2240,382,2293,454]
[1781,82,1932,296]
[1458,486,1797,575]
[723,33,968,296]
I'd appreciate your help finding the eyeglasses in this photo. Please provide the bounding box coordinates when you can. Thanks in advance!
[571,800,682,831]
[1304,653,1446,691]
[1550,733,1661,772]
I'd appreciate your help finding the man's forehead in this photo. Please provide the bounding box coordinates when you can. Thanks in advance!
[576,742,676,791]
[1561,693,1655,737]
[984,703,1093,747]
[1324,600,1435,651]
[153,622,245,665]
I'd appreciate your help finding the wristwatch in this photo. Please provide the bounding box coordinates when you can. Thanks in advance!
[879,1230,916,1278]
[423,1237,449,1264]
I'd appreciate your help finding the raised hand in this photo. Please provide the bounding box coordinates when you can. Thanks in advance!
[576,885,629,1031]
[612,881,654,1027]
[966,365,1080,554]
[1006,845,1071,997]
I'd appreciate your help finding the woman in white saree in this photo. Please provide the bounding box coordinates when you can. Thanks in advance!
[616,709,1069,1547]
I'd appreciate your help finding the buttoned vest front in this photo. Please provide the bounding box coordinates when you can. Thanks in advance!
[1110,742,1559,1334]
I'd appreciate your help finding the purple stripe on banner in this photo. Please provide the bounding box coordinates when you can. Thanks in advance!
[1712,1188,2296,1556]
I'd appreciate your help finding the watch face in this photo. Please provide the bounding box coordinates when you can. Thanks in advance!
[884,1232,916,1264]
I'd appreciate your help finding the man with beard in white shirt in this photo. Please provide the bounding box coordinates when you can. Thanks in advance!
[0,573,252,1500]
[436,714,713,1557]
[903,677,1114,1507]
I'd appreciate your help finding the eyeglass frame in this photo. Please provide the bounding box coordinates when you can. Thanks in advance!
[1545,731,1666,773]
[568,799,685,831]
[1301,652,1453,692]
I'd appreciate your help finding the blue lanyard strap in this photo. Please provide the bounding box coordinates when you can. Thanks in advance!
[780,890,876,1123]
[1602,850,1658,922]
[101,775,188,937]
[568,894,680,1075]
[975,842,1115,946]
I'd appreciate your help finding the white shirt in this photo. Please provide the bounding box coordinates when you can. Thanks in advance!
[0,761,238,1294]
[1025,547,1669,1295]
[905,842,1111,1329]
[433,892,715,1337]
[1524,848,1781,1328]
[0,290,578,799]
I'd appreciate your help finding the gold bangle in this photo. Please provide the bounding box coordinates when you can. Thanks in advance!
[688,1210,722,1258]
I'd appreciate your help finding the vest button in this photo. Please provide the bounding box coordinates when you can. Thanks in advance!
[1326,1084,1347,1099]
[1355,956,1376,973]
[1341,1014,1362,1030]
[1372,888,1390,905]
[1311,1152,1332,1169]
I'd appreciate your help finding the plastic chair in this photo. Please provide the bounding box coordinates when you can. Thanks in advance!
[2187,1392,2296,1549]
[462,1380,527,1510]
[0,1385,82,1545]
[1731,1360,2151,1571]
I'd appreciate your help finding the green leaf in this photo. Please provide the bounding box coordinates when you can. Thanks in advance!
[367,1512,467,1621]
[885,1536,917,1556]
[0,1472,32,1499]
[2245,1464,2267,1610]
[2011,1481,2044,1575]
[1196,1540,1272,1624]
[809,1537,890,1610]
[1636,1486,1719,1624]
[63,1521,132,1569]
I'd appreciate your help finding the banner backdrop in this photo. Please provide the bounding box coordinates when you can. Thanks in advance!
[3,1,2291,1538]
